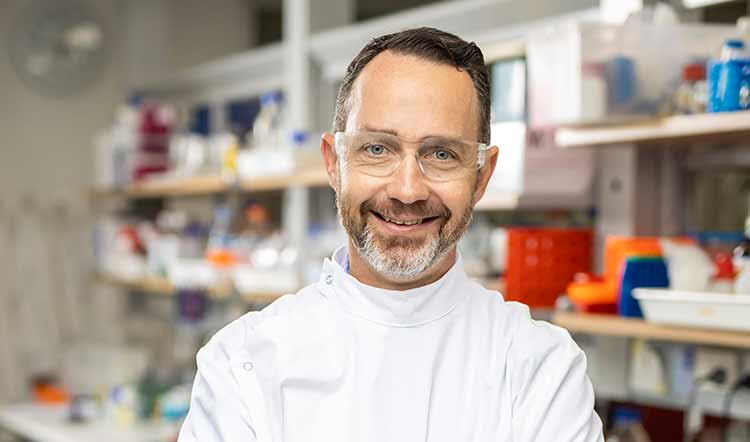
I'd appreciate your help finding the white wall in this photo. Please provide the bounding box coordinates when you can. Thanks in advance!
[123,0,253,88]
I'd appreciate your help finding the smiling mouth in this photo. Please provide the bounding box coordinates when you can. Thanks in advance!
[370,210,440,226]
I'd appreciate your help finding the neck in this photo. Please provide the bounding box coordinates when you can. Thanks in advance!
[346,241,457,291]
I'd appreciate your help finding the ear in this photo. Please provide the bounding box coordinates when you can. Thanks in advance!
[320,132,340,191]
[472,145,499,206]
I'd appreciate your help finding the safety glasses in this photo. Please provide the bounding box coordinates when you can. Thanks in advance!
[334,130,488,182]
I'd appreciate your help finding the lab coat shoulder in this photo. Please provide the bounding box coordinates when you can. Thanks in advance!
[495,299,604,442]
[192,288,320,366]
[202,285,329,352]
[178,311,257,442]
[178,286,329,442]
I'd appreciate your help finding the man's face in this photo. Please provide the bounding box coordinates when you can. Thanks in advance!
[326,51,495,282]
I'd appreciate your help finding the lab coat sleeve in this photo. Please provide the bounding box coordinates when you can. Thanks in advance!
[178,325,257,442]
[511,318,604,442]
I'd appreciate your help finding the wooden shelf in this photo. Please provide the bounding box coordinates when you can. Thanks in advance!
[94,273,233,300]
[555,111,750,148]
[238,167,329,192]
[552,311,750,349]
[91,168,330,200]
[95,272,289,304]
[91,175,233,199]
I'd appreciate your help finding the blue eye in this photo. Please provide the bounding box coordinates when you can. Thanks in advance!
[365,144,386,155]
[434,149,453,160]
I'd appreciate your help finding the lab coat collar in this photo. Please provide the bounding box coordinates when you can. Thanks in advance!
[318,245,470,327]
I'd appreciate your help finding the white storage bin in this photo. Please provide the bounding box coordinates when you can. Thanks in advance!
[633,288,750,332]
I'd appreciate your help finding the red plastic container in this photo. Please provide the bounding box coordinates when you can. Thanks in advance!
[504,228,593,308]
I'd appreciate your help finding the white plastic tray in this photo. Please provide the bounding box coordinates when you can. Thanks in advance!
[633,288,750,332]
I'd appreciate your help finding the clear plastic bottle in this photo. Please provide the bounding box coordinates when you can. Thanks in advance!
[252,91,284,150]
[675,63,707,114]
[606,407,651,442]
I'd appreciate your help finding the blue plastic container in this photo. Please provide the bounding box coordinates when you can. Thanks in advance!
[618,257,669,318]
[606,56,637,112]
[708,59,750,112]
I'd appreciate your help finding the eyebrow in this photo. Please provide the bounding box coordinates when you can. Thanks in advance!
[360,125,464,142]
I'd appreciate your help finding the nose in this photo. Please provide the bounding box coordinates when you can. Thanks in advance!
[384,154,430,204]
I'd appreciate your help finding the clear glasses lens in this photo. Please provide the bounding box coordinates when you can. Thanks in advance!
[335,131,485,182]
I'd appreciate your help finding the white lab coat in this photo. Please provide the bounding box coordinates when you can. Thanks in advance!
[179,247,604,442]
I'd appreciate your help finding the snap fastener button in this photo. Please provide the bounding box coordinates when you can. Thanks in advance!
[325,274,333,285]
[243,362,254,371]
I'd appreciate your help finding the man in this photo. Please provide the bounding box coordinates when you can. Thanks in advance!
[179,27,604,442]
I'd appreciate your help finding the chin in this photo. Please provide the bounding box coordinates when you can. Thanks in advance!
[359,230,451,281]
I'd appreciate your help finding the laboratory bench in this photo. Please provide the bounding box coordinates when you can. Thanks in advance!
[0,403,178,442]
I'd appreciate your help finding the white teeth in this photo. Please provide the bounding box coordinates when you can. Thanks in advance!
[383,216,423,226]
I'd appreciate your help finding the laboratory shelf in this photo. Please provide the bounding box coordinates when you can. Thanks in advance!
[91,175,234,199]
[238,167,329,192]
[91,168,331,200]
[95,272,294,304]
[90,170,587,211]
[555,111,750,149]
[94,273,233,300]
[552,311,750,349]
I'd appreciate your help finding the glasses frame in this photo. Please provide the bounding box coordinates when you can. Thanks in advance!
[333,130,489,182]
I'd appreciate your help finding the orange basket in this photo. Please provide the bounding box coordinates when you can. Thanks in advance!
[603,236,662,285]
[567,236,664,310]
[504,228,593,308]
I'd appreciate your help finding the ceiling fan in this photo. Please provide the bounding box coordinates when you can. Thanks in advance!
[7,0,108,97]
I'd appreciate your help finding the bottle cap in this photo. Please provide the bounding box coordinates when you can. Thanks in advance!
[715,253,736,279]
[260,91,282,106]
[725,39,745,49]
[292,130,308,146]
[682,63,706,82]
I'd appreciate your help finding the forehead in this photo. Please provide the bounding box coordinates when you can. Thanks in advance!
[346,51,480,141]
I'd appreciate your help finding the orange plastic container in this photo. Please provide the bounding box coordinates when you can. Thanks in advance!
[504,228,593,308]
[566,277,618,313]
[567,236,662,310]
[604,236,662,285]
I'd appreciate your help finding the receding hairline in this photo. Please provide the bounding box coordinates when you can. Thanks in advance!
[340,49,483,139]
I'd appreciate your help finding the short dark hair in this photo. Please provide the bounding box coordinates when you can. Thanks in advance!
[333,27,490,144]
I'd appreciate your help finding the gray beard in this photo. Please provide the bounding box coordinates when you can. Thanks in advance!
[336,180,474,281]
[358,223,448,281]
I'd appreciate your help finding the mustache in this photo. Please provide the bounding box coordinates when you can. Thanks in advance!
[360,199,451,220]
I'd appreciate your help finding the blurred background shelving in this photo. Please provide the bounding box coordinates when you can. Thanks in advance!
[90,168,331,199]
[556,111,750,149]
